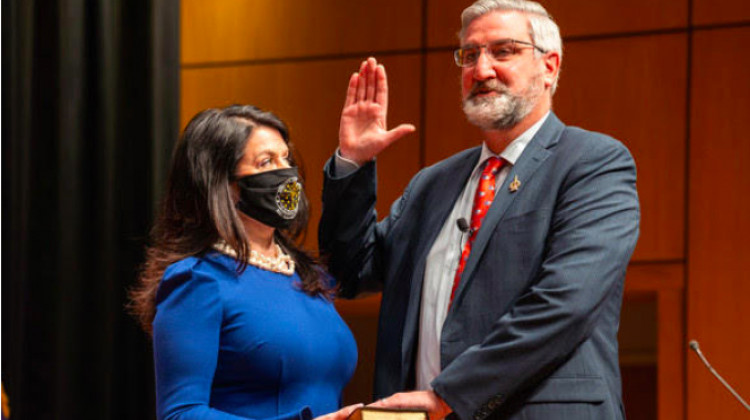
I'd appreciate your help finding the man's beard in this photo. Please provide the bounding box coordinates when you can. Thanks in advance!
[462,76,543,131]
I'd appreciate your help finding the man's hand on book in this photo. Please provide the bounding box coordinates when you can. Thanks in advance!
[316,403,365,420]
[370,391,451,420]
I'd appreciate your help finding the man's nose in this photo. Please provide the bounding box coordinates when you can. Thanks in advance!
[472,49,496,80]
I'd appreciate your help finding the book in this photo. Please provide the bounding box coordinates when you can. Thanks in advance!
[347,407,428,420]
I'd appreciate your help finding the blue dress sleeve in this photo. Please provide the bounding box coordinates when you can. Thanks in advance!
[152,260,314,420]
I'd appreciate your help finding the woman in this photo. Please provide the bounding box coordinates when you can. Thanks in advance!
[130,105,359,420]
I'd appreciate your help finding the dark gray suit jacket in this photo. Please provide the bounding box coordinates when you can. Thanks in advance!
[319,113,640,419]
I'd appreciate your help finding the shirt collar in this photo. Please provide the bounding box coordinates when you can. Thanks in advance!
[475,111,550,172]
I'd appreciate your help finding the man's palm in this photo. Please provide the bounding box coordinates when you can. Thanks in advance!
[338,58,415,164]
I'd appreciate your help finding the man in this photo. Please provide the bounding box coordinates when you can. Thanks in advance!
[319,1,639,419]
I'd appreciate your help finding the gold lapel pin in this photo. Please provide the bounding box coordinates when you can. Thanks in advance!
[509,175,521,193]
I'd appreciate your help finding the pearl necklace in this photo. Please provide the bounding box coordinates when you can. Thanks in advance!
[213,241,295,276]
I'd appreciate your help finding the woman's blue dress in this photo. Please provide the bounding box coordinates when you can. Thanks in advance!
[153,251,357,420]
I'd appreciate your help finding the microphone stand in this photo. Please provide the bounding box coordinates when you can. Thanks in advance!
[689,340,750,411]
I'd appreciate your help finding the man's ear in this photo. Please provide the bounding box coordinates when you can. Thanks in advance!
[541,51,561,90]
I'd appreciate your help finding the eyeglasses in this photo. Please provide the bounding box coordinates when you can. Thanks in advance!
[453,39,547,67]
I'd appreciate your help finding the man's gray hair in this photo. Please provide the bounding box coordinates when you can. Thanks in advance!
[460,0,562,93]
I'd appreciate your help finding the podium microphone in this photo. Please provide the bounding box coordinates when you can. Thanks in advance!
[688,339,750,411]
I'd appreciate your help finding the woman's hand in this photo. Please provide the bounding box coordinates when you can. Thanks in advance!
[314,403,364,420]
[338,57,415,166]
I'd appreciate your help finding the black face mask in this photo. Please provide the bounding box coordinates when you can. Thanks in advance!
[236,167,304,229]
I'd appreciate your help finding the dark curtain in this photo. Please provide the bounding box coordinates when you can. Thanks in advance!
[2,0,179,418]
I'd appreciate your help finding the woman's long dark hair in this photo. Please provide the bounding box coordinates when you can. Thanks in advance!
[129,104,331,334]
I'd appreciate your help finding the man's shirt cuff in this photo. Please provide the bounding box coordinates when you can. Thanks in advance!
[333,148,361,177]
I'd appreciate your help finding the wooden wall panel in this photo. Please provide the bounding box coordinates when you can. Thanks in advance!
[181,55,422,248]
[555,34,687,262]
[625,263,685,420]
[693,0,750,26]
[620,291,657,367]
[688,27,750,420]
[181,0,422,64]
[427,0,688,48]
[426,0,464,48]
[336,295,382,405]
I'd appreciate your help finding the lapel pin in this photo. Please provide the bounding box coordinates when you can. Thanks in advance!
[509,175,521,193]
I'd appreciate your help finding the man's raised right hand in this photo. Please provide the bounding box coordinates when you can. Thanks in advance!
[338,57,416,166]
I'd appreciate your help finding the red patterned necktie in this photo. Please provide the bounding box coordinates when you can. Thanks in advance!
[449,156,504,308]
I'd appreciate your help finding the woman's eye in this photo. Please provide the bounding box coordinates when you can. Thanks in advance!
[259,158,271,167]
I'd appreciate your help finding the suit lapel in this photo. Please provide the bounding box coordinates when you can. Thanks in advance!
[450,114,565,308]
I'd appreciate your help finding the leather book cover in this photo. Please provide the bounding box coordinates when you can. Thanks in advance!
[347,407,428,420]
